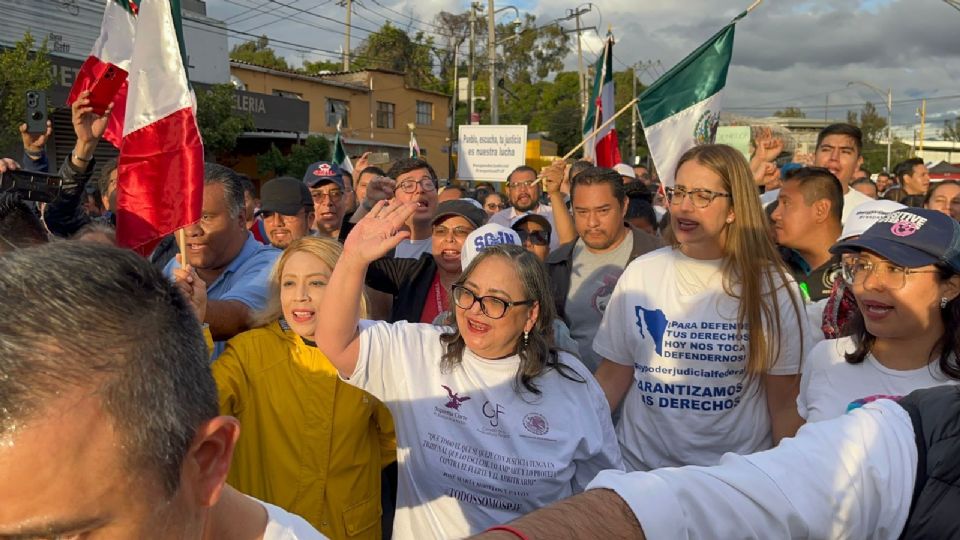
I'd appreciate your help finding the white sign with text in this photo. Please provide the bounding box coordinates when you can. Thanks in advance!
[457,125,528,182]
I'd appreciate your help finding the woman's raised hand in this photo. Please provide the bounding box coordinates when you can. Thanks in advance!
[343,199,417,263]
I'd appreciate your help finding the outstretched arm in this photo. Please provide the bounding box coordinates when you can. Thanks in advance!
[315,200,415,377]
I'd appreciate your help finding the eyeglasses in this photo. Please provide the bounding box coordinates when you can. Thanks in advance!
[664,186,732,209]
[451,284,534,319]
[516,229,550,246]
[506,178,538,190]
[432,225,474,240]
[311,189,344,203]
[485,203,506,211]
[397,177,437,193]
[841,257,940,290]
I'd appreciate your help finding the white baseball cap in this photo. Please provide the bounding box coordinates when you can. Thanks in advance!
[461,223,521,269]
[839,199,907,241]
[613,163,636,179]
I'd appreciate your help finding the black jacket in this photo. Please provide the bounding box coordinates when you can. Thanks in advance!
[544,224,662,321]
[366,253,438,323]
[898,385,960,539]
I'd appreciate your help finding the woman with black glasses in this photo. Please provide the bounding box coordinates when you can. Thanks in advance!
[315,200,622,540]
[797,207,960,423]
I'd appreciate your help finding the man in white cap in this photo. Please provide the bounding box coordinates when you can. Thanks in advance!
[612,163,637,184]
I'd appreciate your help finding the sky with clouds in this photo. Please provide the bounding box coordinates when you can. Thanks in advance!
[207,0,960,138]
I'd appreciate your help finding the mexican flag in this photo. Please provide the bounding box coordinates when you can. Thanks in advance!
[116,0,203,254]
[67,0,138,149]
[409,131,421,158]
[333,120,353,173]
[582,35,621,168]
[637,14,740,187]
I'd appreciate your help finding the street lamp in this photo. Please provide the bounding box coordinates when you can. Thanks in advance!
[488,2,520,124]
[847,81,893,173]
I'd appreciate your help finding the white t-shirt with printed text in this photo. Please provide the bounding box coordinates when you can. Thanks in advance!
[797,336,956,423]
[593,247,811,471]
[347,321,623,540]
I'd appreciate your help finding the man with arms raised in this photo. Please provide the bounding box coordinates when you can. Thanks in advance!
[490,165,561,251]
[0,242,323,539]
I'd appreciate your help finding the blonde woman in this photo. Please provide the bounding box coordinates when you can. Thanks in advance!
[594,144,811,471]
[191,236,396,539]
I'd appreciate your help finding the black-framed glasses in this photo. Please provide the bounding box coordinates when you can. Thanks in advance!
[664,186,731,208]
[516,229,550,246]
[397,178,437,193]
[451,284,534,319]
[841,257,940,290]
[485,202,506,211]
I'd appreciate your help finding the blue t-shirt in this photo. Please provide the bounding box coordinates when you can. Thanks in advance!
[165,232,279,358]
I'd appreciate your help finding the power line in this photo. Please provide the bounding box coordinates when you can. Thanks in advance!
[366,0,446,33]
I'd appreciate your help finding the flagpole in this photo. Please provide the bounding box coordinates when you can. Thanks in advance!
[745,0,763,13]
[563,97,638,161]
[177,228,187,266]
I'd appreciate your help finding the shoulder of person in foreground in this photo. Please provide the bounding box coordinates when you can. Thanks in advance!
[586,397,917,539]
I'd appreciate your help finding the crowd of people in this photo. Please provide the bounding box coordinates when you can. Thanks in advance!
[1,91,959,539]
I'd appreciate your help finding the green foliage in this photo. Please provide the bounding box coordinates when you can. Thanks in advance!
[0,32,53,152]
[846,101,897,171]
[302,59,343,75]
[230,36,290,71]
[351,23,440,91]
[774,106,806,118]
[257,135,331,178]
[196,83,254,158]
[497,14,571,85]
[846,102,886,145]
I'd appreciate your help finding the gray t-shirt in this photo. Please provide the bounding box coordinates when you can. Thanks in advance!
[565,235,633,371]
[394,238,431,259]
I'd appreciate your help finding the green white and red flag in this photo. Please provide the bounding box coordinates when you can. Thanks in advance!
[115,0,204,254]
[582,35,621,168]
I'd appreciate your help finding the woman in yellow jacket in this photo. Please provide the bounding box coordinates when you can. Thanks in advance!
[209,237,396,539]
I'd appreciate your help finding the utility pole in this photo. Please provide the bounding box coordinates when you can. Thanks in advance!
[918,99,927,157]
[563,6,593,129]
[487,0,497,124]
[468,3,478,124]
[450,39,462,178]
[342,0,352,70]
[631,65,637,164]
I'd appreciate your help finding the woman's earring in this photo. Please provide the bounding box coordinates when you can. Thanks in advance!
[523,330,530,349]
[941,297,949,309]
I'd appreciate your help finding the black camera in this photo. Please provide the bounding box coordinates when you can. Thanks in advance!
[0,169,64,203]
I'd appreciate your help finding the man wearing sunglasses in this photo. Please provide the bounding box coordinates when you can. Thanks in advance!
[258,176,315,249]
[545,167,661,372]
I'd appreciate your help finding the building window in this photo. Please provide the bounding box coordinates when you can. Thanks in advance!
[377,101,395,129]
[326,99,349,128]
[272,89,302,99]
[416,100,433,125]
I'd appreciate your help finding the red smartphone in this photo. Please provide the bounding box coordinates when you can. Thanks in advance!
[87,65,127,116]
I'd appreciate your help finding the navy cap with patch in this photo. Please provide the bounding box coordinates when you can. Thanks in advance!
[303,161,345,189]
[831,208,960,272]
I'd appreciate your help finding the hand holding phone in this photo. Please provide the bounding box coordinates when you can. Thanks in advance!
[25,90,48,134]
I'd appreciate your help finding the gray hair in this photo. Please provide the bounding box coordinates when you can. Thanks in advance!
[439,244,584,396]
[0,242,218,496]
[204,163,246,219]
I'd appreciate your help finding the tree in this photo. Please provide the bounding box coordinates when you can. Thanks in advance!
[195,83,254,159]
[774,107,806,118]
[846,101,886,144]
[351,23,439,91]
[257,135,330,178]
[301,59,343,75]
[0,32,53,153]
[230,36,289,71]
[497,14,571,85]
[942,118,960,142]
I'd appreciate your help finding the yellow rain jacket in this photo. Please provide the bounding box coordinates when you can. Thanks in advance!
[212,321,396,539]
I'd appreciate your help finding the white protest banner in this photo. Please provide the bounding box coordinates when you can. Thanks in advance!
[457,125,528,182]
[715,126,752,161]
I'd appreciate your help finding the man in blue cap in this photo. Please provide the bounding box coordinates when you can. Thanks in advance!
[303,161,349,239]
